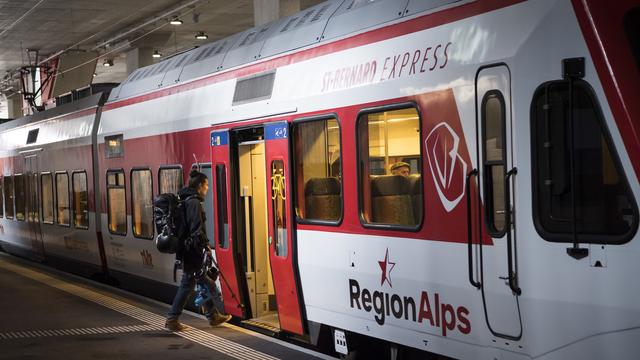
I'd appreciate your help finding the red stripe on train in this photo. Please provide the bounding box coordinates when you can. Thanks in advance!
[572,0,640,181]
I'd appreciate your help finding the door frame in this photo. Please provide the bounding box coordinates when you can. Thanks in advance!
[23,153,45,261]
[211,128,249,318]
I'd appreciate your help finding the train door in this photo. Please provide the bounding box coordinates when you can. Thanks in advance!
[210,129,246,318]
[212,124,305,334]
[263,121,304,335]
[475,64,522,339]
[24,154,45,261]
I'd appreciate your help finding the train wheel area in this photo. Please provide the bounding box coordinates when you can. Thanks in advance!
[0,252,334,360]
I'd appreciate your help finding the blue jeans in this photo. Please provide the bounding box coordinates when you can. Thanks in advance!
[167,271,224,321]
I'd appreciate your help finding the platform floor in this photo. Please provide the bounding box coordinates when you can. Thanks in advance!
[0,253,333,360]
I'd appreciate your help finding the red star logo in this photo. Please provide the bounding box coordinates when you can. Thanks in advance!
[378,248,396,287]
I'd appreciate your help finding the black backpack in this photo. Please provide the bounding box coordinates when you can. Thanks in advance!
[153,193,189,254]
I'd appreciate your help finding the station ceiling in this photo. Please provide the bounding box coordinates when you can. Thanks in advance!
[0,0,323,91]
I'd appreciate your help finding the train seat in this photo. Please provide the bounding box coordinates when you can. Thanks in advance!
[304,177,341,221]
[371,175,414,225]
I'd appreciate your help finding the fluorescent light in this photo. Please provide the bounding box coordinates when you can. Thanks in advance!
[195,31,208,40]
[170,17,183,25]
[388,116,419,123]
[152,50,162,58]
[102,59,113,67]
[369,116,419,125]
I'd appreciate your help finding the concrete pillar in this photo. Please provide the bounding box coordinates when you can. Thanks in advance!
[254,0,300,26]
[126,47,154,75]
[280,0,300,17]
[301,0,325,9]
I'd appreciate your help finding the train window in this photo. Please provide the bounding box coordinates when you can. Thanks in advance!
[293,116,342,223]
[55,172,70,226]
[624,7,640,71]
[159,167,183,194]
[357,105,423,229]
[41,173,54,224]
[531,80,639,243]
[482,91,507,237]
[105,134,124,158]
[107,170,127,235]
[72,171,89,229]
[271,160,287,257]
[131,169,153,239]
[215,164,229,249]
[0,176,3,218]
[14,174,25,221]
[4,176,13,219]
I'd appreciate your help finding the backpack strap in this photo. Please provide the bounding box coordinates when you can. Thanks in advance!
[180,194,198,203]
[181,194,205,247]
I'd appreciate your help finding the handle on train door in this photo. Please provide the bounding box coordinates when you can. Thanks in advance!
[466,169,481,289]
[505,167,521,296]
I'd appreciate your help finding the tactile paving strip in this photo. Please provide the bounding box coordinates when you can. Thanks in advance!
[0,260,279,360]
[0,324,160,339]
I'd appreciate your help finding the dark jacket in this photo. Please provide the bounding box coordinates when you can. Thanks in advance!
[178,186,208,273]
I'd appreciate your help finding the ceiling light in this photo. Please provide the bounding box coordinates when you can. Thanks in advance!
[102,59,113,67]
[170,17,183,25]
[152,50,162,58]
[195,32,208,40]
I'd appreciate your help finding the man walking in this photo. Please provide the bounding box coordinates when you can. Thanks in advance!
[165,169,232,331]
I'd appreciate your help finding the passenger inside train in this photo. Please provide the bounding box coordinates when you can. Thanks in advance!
[390,162,411,177]
[358,107,422,227]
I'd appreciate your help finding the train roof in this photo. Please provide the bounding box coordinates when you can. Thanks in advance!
[0,92,103,134]
[108,0,462,102]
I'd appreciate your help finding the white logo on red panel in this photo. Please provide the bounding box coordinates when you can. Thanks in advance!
[426,122,467,212]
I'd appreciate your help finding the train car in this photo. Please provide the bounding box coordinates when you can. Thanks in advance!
[2,0,640,359]
[0,93,108,278]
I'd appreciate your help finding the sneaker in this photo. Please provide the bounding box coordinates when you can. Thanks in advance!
[209,313,232,326]
[165,318,187,332]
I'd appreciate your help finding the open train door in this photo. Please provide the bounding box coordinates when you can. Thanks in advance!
[263,121,305,335]
[210,129,246,318]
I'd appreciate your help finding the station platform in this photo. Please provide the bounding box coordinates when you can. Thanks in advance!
[0,253,334,360]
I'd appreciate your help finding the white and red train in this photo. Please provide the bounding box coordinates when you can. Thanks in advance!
[1,0,640,358]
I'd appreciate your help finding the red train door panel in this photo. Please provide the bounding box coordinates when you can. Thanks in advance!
[211,129,245,318]
[264,121,305,335]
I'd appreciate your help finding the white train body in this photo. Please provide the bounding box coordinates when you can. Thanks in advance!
[2,1,639,359]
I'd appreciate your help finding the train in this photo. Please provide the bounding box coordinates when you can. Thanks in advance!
[1,0,640,359]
